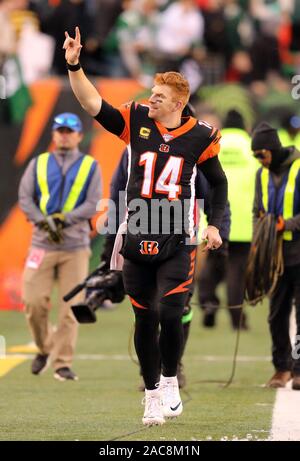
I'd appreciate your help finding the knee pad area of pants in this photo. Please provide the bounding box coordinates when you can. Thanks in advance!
[133,306,158,321]
[159,301,183,321]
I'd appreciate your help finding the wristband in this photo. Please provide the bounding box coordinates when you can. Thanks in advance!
[66,62,81,72]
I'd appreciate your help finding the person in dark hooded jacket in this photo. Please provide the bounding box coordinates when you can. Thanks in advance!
[252,122,300,391]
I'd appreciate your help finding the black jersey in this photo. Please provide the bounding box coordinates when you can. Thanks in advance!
[118,102,221,232]
[95,100,221,236]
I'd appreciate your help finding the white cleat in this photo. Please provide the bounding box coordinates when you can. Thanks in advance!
[142,388,165,426]
[160,375,183,418]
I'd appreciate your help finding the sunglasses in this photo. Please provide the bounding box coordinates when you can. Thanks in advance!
[53,115,79,126]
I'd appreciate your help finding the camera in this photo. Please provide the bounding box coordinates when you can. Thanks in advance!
[63,264,125,323]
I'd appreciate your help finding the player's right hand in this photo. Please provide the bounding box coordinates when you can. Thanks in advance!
[63,26,82,65]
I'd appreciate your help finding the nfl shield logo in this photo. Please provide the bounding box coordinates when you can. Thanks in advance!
[162,133,174,143]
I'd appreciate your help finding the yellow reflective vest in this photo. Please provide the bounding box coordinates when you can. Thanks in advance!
[35,152,96,215]
[219,128,259,242]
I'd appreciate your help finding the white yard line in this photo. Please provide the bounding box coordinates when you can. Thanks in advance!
[270,382,300,441]
[5,353,271,362]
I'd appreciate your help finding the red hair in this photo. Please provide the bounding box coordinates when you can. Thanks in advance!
[154,72,190,106]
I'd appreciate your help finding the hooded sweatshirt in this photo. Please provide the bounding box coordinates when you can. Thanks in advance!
[253,146,300,266]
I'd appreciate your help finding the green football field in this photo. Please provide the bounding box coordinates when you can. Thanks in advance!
[0,292,276,441]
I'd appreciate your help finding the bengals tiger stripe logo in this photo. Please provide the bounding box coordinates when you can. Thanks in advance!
[159,143,170,153]
[140,240,159,255]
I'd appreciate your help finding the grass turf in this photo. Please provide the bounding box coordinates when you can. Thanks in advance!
[0,293,276,441]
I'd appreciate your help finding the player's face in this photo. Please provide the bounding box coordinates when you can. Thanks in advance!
[52,127,83,151]
[148,85,181,120]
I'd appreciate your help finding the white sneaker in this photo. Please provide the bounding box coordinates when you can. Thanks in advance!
[142,388,165,426]
[160,375,183,418]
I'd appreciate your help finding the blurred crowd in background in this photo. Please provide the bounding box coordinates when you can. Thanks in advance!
[1,0,300,129]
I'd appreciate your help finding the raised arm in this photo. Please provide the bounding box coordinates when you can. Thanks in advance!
[63,27,102,116]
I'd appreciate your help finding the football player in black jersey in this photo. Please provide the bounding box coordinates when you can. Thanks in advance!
[64,27,228,426]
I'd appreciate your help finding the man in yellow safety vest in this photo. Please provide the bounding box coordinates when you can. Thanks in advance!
[18,112,101,381]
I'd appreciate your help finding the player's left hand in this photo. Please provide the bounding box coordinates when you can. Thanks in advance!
[202,225,222,250]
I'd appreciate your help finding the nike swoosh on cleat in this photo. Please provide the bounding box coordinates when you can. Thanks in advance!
[170,402,182,411]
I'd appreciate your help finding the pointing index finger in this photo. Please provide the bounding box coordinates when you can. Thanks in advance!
[75,26,81,43]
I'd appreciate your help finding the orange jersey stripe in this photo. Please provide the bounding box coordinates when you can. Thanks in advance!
[155,116,197,142]
[197,129,221,164]
[118,101,133,144]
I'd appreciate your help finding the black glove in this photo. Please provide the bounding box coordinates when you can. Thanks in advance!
[37,215,64,244]
[49,213,67,229]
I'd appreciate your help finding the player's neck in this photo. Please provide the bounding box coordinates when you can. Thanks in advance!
[156,112,182,129]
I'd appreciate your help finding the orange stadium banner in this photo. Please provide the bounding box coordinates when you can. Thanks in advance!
[0,77,145,310]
